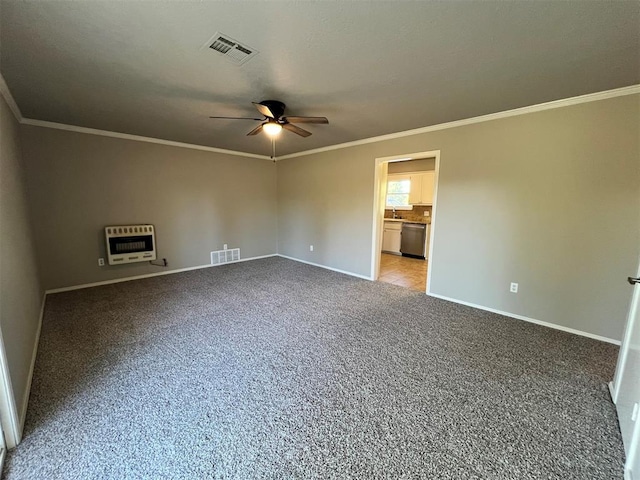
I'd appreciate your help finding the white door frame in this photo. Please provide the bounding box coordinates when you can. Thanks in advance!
[610,257,640,479]
[370,150,441,293]
[610,256,640,402]
[625,419,640,480]
[0,327,20,449]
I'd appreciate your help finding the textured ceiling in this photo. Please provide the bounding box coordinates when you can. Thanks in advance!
[1,1,638,156]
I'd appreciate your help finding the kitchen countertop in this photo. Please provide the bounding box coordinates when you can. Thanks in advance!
[384,218,431,224]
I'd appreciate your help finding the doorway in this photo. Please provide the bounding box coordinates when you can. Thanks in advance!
[370,150,440,293]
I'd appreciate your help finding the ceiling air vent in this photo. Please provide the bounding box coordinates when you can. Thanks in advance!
[205,32,258,65]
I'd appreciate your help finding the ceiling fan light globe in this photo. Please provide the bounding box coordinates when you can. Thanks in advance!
[263,122,282,136]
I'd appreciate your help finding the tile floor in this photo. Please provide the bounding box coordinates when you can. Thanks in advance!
[378,253,427,291]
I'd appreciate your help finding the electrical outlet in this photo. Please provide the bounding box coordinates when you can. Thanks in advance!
[510,282,518,293]
[223,244,228,250]
[310,245,314,252]
[98,258,105,267]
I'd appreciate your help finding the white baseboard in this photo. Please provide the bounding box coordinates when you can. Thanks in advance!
[42,256,620,340]
[427,292,621,345]
[19,293,45,437]
[262,256,620,345]
[273,257,619,346]
[276,254,373,281]
[45,254,278,294]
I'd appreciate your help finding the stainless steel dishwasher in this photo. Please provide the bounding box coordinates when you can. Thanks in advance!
[400,222,426,258]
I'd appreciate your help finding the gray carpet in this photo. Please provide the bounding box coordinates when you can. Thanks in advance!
[4,257,625,479]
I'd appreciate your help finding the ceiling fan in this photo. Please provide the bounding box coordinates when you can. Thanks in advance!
[209,100,328,137]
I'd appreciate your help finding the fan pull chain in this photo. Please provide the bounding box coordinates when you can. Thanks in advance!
[271,138,276,162]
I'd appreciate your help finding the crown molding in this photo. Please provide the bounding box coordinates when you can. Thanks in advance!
[0,74,24,122]
[1,71,270,159]
[277,84,640,160]
[3,70,638,162]
[20,118,272,160]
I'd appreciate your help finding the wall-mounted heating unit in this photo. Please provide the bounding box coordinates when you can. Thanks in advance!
[105,225,156,265]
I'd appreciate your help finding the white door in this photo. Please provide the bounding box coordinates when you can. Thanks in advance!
[612,263,640,479]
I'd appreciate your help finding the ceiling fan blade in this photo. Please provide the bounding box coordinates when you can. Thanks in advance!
[252,102,276,119]
[282,116,329,124]
[209,116,262,120]
[246,124,264,136]
[283,123,312,137]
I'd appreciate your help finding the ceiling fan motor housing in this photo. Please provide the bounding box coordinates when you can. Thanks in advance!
[260,100,286,120]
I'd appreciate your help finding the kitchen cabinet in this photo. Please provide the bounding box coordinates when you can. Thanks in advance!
[409,171,435,205]
[382,221,402,254]
[421,171,435,205]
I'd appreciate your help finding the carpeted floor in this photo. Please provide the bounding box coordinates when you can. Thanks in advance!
[4,257,625,479]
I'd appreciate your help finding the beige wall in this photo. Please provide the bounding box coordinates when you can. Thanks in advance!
[277,149,376,276]
[21,127,278,290]
[0,95,42,436]
[277,94,640,340]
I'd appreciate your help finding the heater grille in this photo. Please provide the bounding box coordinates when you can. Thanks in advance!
[210,248,240,265]
[105,224,156,265]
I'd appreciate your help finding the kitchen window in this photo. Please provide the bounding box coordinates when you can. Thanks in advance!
[386,175,413,210]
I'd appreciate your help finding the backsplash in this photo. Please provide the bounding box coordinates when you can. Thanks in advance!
[384,205,432,222]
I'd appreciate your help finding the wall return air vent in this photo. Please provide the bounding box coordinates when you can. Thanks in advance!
[211,248,240,265]
[205,32,258,65]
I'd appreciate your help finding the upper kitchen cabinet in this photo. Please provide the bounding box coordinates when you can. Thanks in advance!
[409,171,435,205]
[421,171,435,204]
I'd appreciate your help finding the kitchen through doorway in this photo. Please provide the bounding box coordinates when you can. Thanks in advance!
[371,150,440,293]
[379,252,428,291]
